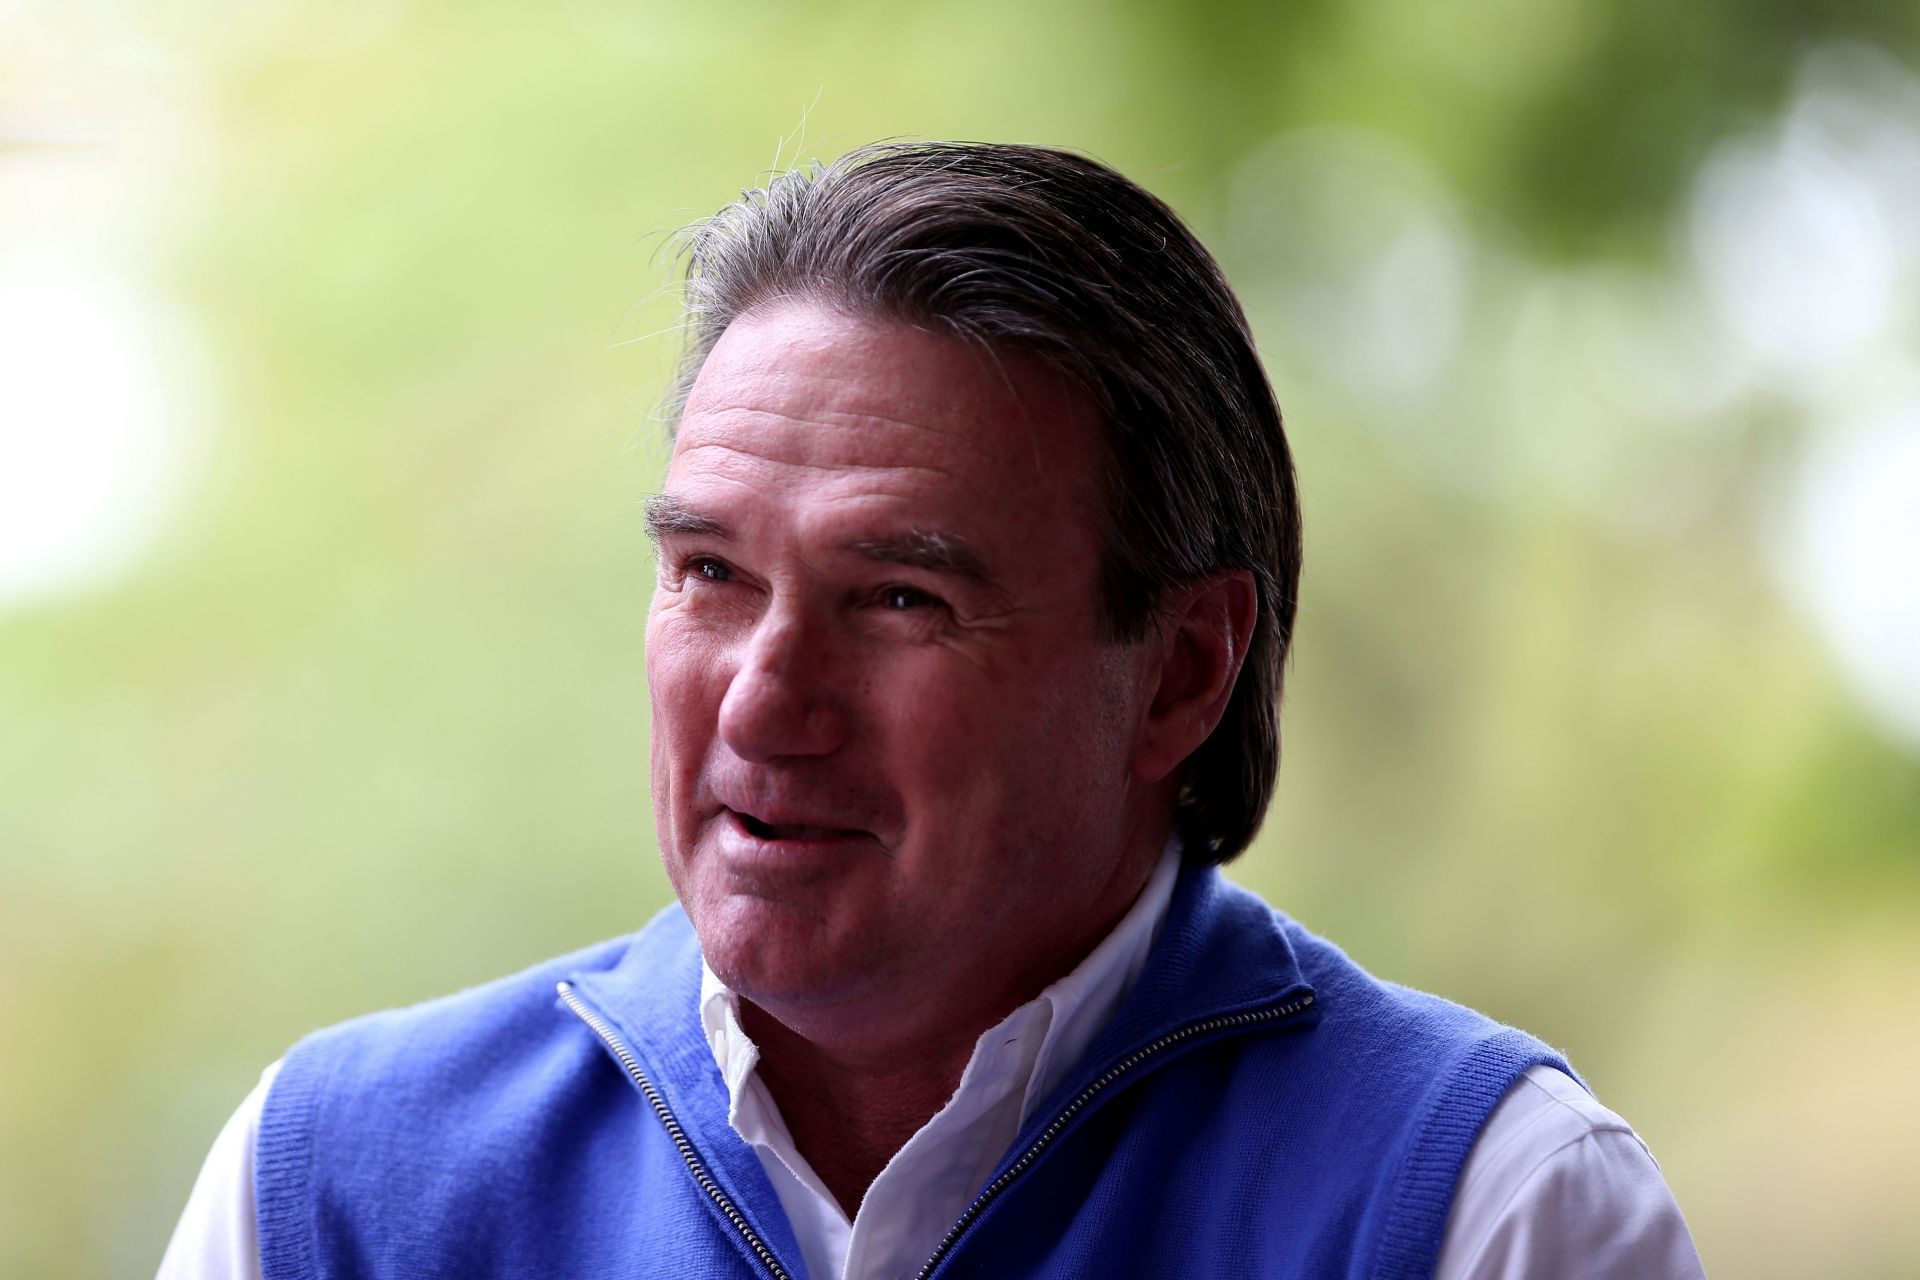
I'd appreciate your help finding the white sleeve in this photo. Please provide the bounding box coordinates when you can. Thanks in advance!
[1433,1064,1706,1280]
[155,1061,280,1280]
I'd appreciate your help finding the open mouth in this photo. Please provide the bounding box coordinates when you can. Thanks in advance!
[732,810,863,842]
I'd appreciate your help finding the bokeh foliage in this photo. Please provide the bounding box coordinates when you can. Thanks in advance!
[3,1,1918,1276]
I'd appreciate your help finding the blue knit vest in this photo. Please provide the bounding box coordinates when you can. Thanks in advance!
[257,867,1573,1279]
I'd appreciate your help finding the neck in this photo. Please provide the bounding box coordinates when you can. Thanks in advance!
[736,828,1170,1217]
[739,999,983,1217]
[741,937,1095,1215]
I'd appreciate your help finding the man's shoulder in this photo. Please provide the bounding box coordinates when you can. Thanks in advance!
[1204,873,1542,1044]
[251,906,731,1279]
[272,902,695,1102]
[1193,874,1577,1113]
[1281,912,1530,1047]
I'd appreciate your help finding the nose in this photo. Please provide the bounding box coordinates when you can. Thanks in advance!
[716,606,848,762]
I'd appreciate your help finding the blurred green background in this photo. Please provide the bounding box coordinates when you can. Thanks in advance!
[5,0,1920,1275]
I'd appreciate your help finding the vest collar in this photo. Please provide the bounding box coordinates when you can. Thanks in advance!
[563,857,1316,1137]
[1023,860,1319,1127]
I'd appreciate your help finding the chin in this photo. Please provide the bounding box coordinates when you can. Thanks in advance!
[690,890,876,1008]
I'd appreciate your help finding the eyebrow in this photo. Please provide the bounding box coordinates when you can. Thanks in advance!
[643,494,730,543]
[644,493,998,587]
[845,529,994,584]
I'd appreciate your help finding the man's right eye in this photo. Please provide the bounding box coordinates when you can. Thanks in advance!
[688,557,732,583]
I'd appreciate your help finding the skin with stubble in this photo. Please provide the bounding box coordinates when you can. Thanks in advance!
[644,301,1254,1213]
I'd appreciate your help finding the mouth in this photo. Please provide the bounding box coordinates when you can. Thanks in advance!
[728,808,869,843]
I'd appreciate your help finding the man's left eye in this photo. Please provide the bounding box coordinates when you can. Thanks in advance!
[879,585,940,611]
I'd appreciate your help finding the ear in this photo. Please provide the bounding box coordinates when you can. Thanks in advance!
[1130,570,1259,785]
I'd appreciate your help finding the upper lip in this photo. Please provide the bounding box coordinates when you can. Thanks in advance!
[710,782,881,840]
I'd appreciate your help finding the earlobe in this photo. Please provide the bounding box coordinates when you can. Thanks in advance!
[1131,571,1258,784]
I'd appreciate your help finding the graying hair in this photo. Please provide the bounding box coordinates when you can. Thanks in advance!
[664,141,1302,865]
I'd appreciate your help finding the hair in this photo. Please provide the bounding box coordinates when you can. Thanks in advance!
[665,142,1302,864]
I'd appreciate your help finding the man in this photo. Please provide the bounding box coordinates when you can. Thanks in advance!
[162,143,1703,1279]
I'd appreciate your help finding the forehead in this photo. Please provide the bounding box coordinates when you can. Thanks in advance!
[668,302,1105,541]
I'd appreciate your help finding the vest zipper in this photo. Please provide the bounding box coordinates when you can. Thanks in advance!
[556,981,793,1280]
[562,979,1311,1280]
[912,991,1317,1280]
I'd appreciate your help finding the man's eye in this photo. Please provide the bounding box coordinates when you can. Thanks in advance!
[879,585,940,611]
[688,557,732,583]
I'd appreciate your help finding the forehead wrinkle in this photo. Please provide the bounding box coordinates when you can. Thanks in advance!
[681,398,981,450]
[692,339,997,431]
[668,435,971,484]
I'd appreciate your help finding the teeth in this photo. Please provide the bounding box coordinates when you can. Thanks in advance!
[739,812,843,841]
[763,824,831,840]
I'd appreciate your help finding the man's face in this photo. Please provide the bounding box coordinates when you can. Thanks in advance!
[646,301,1164,1040]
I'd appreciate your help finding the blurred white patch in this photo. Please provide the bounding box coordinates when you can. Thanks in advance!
[1688,43,1920,398]
[1229,127,1473,406]
[1706,45,1920,750]
[0,255,200,612]
[1689,134,1895,383]
[0,95,211,619]
[1790,42,1920,280]
[1781,409,1920,750]
[0,18,215,618]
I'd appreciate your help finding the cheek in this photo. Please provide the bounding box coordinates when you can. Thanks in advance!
[645,618,730,792]
[646,623,735,902]
[868,659,999,783]
[873,646,1136,807]
[1002,648,1146,810]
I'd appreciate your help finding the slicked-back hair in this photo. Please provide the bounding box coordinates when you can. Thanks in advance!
[665,142,1301,865]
